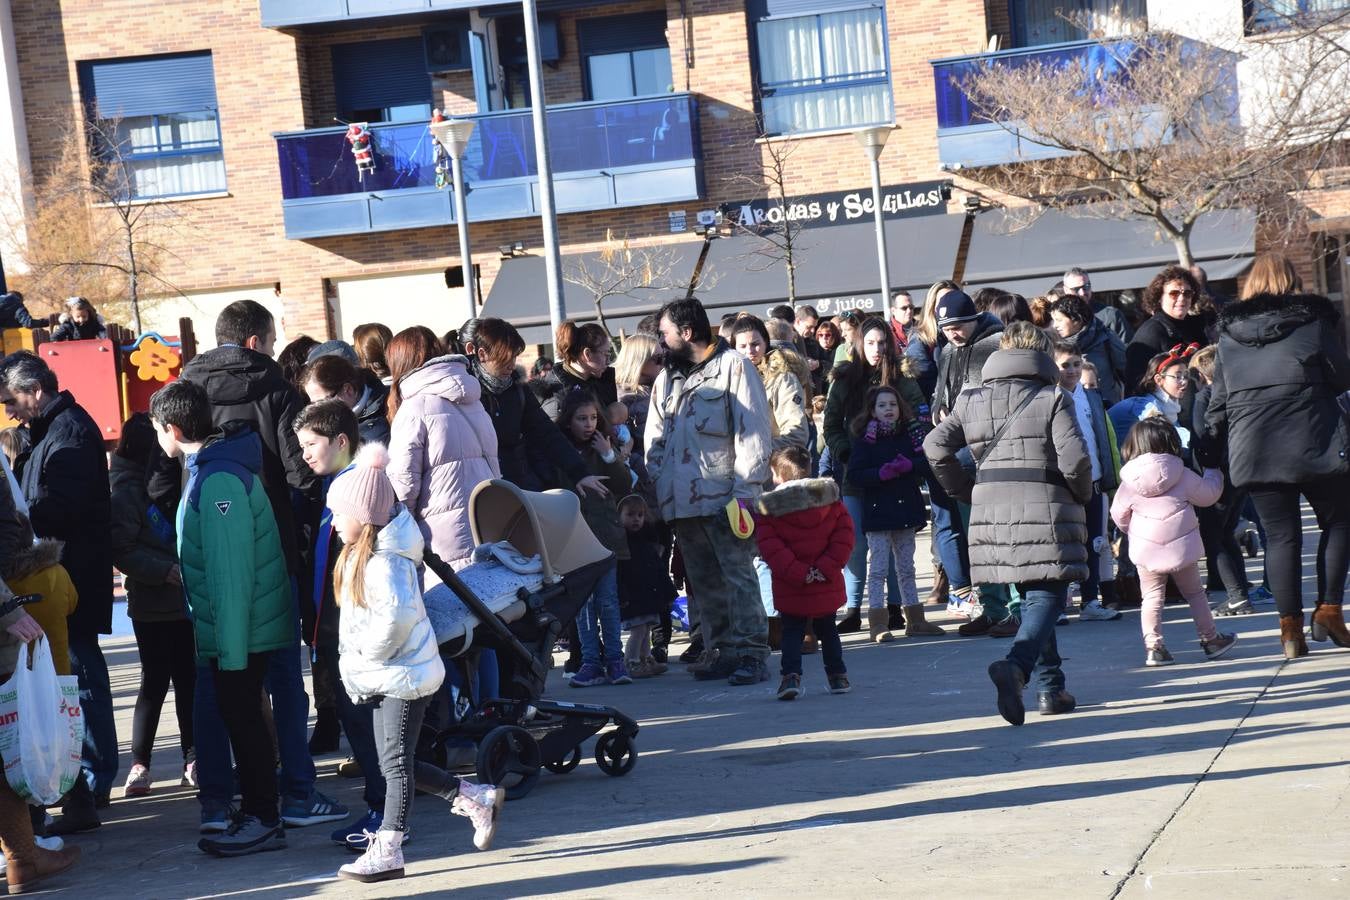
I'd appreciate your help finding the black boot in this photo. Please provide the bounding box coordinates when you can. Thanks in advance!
[308,706,341,755]
[887,604,906,630]
[48,775,100,836]
[678,634,704,663]
[837,608,862,634]
[1099,580,1120,611]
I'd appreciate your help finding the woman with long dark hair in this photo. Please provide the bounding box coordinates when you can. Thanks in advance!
[1203,252,1350,659]
[823,316,930,631]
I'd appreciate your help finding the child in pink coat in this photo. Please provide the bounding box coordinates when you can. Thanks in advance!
[1110,418,1238,667]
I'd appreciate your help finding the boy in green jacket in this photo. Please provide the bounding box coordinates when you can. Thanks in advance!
[150,380,292,857]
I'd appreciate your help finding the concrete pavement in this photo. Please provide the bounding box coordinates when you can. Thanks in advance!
[40,525,1350,899]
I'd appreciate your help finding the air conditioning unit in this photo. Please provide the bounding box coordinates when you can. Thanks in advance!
[424,21,472,73]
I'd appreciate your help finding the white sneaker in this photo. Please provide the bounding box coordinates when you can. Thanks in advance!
[339,830,405,883]
[124,763,152,797]
[451,780,504,851]
[1080,600,1123,621]
[35,835,64,851]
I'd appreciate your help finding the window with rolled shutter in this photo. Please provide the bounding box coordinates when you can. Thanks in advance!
[331,38,433,123]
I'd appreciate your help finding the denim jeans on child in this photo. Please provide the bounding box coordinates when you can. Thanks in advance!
[927,472,972,593]
[576,565,624,666]
[371,695,462,833]
[263,620,317,804]
[842,494,898,609]
[779,615,845,678]
[1003,581,1068,692]
[318,645,385,810]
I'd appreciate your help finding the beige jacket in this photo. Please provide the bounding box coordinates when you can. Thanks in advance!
[756,350,809,453]
[645,340,773,521]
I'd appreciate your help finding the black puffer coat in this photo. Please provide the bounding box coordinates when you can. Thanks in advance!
[1203,292,1350,488]
[182,345,317,574]
[16,391,113,634]
[474,367,588,491]
[353,372,391,447]
[536,364,618,422]
[924,349,1094,585]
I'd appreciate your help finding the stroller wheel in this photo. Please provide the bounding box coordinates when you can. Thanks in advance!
[544,746,583,775]
[476,725,542,801]
[594,731,638,777]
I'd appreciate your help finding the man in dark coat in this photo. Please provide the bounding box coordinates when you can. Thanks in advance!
[1064,267,1133,344]
[932,290,1005,419]
[179,300,344,829]
[0,352,115,826]
[0,291,35,329]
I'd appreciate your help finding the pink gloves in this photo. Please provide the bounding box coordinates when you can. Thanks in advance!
[879,453,913,481]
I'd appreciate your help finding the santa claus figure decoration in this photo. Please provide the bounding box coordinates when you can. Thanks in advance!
[345,122,375,181]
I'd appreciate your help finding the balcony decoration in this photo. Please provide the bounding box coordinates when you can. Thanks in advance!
[344,122,375,182]
[431,109,449,190]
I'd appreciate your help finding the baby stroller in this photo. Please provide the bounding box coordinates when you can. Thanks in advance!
[421,479,639,800]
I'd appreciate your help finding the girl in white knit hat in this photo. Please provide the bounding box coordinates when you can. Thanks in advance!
[327,442,504,883]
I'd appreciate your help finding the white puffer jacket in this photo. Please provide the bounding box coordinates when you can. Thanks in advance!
[337,507,446,703]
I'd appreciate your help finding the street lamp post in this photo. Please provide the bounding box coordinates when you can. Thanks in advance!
[855,124,897,325]
[522,0,566,341]
[431,118,478,310]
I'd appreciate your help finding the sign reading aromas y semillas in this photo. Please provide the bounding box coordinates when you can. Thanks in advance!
[711,180,952,231]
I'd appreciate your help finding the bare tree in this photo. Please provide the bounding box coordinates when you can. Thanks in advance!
[953,7,1350,265]
[726,134,807,305]
[563,229,714,340]
[0,115,194,333]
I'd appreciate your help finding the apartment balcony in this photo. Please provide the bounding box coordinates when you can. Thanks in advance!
[931,38,1146,169]
[260,0,617,28]
[275,93,702,240]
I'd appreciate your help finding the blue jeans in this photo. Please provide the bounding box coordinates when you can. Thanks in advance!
[193,661,233,809]
[842,493,898,609]
[264,629,316,803]
[68,630,118,797]
[927,473,971,592]
[1005,581,1068,692]
[577,566,623,666]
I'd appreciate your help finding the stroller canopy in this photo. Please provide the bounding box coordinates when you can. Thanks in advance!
[468,479,612,583]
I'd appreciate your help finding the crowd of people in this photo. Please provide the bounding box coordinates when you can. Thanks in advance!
[0,248,1345,890]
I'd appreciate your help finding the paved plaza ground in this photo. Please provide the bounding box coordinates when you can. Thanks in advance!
[33,521,1350,899]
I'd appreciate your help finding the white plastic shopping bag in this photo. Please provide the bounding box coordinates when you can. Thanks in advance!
[0,638,85,805]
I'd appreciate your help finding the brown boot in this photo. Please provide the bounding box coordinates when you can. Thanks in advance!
[7,845,81,894]
[867,607,893,643]
[927,565,950,606]
[1280,615,1309,660]
[1310,604,1350,648]
[904,603,946,636]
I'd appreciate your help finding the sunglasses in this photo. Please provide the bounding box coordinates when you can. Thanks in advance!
[1165,289,1195,299]
[895,305,915,313]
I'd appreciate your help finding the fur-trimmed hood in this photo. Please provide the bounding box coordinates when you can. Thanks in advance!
[1218,292,1341,347]
[755,477,839,517]
[1,530,63,583]
[761,345,814,401]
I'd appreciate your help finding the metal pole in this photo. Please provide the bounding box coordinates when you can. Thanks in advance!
[868,155,892,325]
[522,0,565,342]
[450,154,476,311]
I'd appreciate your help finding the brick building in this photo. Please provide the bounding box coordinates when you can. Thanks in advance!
[0,0,1344,347]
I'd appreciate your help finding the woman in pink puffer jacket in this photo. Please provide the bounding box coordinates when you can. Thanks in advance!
[1110,418,1236,668]
[387,352,500,574]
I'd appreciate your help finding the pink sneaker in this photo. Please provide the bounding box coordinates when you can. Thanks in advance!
[124,764,151,797]
[451,780,504,850]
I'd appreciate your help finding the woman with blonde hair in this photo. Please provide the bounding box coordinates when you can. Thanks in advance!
[1203,251,1350,659]
[904,279,960,401]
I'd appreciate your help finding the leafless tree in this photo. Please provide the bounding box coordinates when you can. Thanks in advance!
[726,134,806,305]
[0,115,193,333]
[563,229,714,341]
[954,6,1350,265]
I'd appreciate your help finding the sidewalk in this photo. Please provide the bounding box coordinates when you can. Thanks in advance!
[49,526,1350,899]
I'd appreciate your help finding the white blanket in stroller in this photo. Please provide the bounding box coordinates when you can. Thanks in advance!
[424,543,545,654]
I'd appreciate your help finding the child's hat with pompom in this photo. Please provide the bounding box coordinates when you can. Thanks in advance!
[327,443,396,527]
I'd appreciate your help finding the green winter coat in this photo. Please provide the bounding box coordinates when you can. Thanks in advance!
[177,424,294,670]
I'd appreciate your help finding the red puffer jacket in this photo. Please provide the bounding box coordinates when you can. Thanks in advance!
[753,478,855,618]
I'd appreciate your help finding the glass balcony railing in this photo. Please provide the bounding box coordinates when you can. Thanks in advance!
[276,93,698,201]
[932,38,1142,131]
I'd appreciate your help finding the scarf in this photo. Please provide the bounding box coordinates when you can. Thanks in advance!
[1151,389,1181,423]
[864,418,898,443]
[472,359,516,396]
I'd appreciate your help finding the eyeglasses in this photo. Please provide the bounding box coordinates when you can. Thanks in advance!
[895,305,915,313]
[1159,373,1188,383]
[1165,289,1195,300]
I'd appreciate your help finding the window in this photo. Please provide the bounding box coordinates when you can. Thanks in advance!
[1010,0,1146,48]
[578,13,671,101]
[1245,0,1350,33]
[754,3,892,135]
[79,52,225,200]
[332,38,433,124]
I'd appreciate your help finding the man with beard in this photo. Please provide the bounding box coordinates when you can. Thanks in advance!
[645,298,773,685]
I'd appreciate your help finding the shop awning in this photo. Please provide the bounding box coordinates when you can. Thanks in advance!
[481,208,1255,344]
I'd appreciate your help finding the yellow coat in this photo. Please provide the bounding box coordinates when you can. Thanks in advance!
[2,538,78,676]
